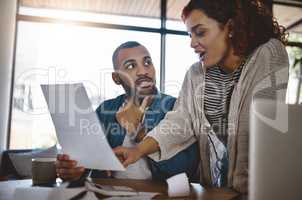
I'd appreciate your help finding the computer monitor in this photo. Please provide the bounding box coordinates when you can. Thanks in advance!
[249,99,302,200]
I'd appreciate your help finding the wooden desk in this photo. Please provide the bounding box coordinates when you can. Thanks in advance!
[93,178,239,199]
[0,178,240,200]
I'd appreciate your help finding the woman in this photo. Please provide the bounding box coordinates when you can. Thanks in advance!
[114,0,289,193]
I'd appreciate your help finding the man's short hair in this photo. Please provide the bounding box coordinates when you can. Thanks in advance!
[112,41,143,70]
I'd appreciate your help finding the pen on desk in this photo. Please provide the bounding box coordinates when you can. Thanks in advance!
[69,190,87,200]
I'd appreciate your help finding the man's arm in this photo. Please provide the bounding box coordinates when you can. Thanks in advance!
[114,65,199,165]
[116,96,152,141]
[134,126,147,142]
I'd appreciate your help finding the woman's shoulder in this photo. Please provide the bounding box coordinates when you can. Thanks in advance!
[255,38,287,58]
[186,61,203,76]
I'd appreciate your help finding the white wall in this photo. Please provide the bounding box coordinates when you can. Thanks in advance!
[0,0,17,160]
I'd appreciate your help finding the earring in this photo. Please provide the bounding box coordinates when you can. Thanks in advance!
[228,32,233,38]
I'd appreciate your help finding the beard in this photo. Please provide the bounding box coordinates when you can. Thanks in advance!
[120,80,156,100]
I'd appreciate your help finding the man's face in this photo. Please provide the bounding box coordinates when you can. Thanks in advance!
[113,45,156,97]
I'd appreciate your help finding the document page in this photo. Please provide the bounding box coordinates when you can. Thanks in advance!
[41,83,125,171]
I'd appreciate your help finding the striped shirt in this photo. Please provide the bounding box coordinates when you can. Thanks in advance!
[204,64,244,187]
[204,65,244,145]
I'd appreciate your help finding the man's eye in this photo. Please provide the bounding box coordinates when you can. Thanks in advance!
[125,63,135,70]
[144,59,153,66]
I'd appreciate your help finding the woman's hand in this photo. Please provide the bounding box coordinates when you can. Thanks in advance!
[113,146,144,167]
[113,136,160,167]
[56,154,85,181]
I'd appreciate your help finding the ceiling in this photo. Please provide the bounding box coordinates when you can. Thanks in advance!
[274,4,302,33]
[19,0,302,33]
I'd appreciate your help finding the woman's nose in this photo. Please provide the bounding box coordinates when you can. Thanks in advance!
[190,36,198,49]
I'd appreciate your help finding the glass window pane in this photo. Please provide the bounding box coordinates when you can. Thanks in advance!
[286,33,302,104]
[10,21,160,149]
[165,34,197,97]
[166,0,189,31]
[19,0,161,28]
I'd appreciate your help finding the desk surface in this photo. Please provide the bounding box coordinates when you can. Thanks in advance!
[93,178,239,199]
[0,178,239,200]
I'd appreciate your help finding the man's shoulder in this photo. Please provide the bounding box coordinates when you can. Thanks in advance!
[155,93,176,111]
[96,94,125,114]
[158,93,176,103]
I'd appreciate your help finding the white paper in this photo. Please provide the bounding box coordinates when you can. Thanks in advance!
[103,192,159,200]
[166,173,190,197]
[13,185,158,200]
[113,134,152,180]
[0,180,32,200]
[41,83,125,171]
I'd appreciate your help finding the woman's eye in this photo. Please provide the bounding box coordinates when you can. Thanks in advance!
[196,31,205,37]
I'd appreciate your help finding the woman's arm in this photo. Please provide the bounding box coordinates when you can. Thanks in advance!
[113,63,201,166]
[114,136,159,167]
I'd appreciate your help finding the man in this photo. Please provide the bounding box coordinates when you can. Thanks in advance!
[56,41,199,181]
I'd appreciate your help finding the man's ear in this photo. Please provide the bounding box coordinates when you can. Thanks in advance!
[112,72,121,85]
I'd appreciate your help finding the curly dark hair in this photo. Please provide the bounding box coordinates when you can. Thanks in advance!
[182,0,288,56]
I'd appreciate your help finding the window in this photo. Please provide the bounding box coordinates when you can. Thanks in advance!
[286,33,302,104]
[166,0,189,31]
[9,0,302,149]
[10,3,163,149]
[165,34,196,97]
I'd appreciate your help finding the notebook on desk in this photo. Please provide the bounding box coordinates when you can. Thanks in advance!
[249,99,302,200]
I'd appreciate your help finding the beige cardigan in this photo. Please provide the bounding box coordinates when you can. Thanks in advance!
[147,38,289,193]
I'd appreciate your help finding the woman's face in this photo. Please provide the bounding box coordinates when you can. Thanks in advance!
[185,9,231,68]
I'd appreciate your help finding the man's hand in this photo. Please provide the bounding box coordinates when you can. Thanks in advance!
[113,146,144,167]
[56,154,85,181]
[116,96,151,134]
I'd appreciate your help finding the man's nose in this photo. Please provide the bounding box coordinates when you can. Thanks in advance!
[136,64,148,75]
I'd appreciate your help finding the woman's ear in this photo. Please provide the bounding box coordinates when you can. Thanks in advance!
[227,19,234,38]
[112,72,121,85]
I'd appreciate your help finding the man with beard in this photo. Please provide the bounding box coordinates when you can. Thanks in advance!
[56,41,199,182]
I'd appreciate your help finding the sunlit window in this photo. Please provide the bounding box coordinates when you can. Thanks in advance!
[287,33,302,104]
[10,21,161,149]
[9,1,302,149]
[165,34,196,97]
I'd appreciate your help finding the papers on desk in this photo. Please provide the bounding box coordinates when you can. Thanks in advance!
[166,173,190,197]
[13,183,159,200]
[0,179,32,200]
[41,83,125,171]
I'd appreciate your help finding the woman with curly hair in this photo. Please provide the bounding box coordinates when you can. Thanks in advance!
[114,0,289,193]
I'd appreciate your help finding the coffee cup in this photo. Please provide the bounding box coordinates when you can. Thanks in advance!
[32,157,57,186]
